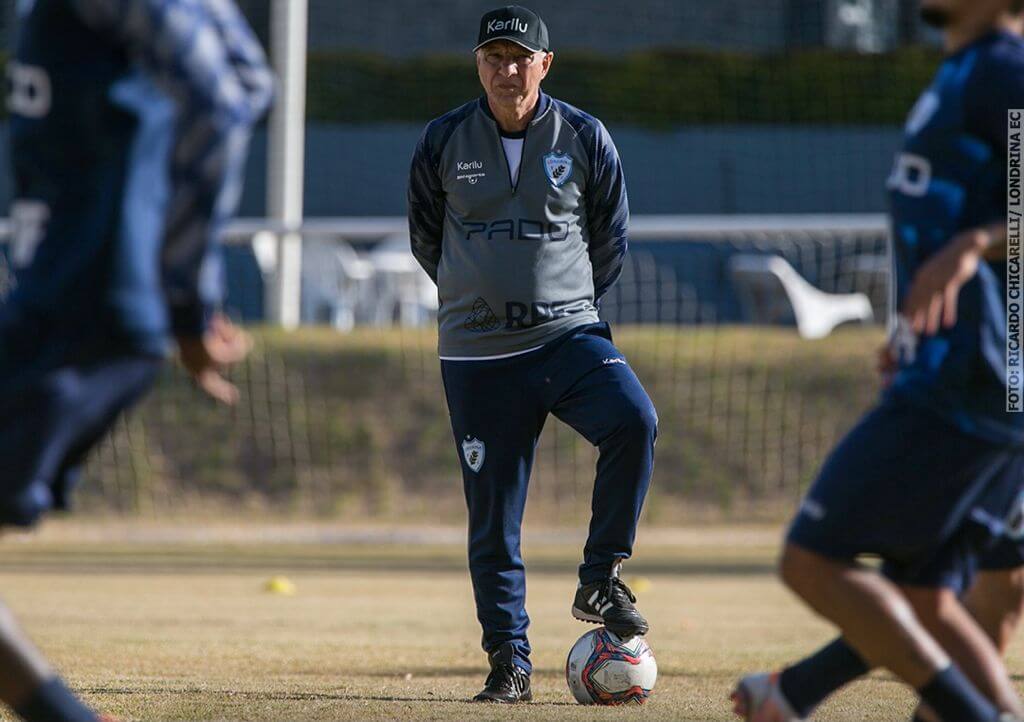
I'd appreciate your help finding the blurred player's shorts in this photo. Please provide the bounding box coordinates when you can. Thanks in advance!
[0,352,161,527]
[787,398,1024,592]
[977,535,1024,572]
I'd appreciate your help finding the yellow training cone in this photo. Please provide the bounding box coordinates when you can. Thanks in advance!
[626,576,652,594]
[264,576,297,596]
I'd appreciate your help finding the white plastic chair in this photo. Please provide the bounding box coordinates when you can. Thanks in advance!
[250,230,278,275]
[729,253,874,339]
[367,233,438,327]
[301,238,375,331]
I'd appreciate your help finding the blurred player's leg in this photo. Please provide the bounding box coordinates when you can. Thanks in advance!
[902,585,1023,718]
[0,601,55,709]
[770,400,1022,722]
[964,560,1024,654]
[0,601,101,722]
[738,547,1024,721]
[780,546,952,686]
[780,545,1001,721]
[733,639,867,721]
[907,548,1024,721]
[0,356,161,526]
[0,0,269,717]
[0,355,161,721]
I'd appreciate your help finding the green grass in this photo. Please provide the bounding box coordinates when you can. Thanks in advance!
[305,48,940,127]
[0,47,937,127]
[80,325,885,522]
[2,521,1016,721]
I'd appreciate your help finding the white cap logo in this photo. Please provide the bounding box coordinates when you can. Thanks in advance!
[487,18,528,34]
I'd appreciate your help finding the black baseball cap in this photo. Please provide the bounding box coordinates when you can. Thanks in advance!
[474,5,550,53]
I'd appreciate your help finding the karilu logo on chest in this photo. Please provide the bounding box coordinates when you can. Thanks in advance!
[457,160,486,185]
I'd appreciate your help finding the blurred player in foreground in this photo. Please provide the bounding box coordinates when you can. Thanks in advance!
[0,1,272,720]
[408,4,657,704]
[733,0,1024,721]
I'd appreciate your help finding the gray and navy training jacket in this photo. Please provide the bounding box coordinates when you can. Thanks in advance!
[408,92,628,358]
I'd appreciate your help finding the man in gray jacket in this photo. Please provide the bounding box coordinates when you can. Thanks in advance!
[408,5,657,703]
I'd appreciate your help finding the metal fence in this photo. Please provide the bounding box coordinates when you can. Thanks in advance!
[45,215,890,521]
[0,0,929,520]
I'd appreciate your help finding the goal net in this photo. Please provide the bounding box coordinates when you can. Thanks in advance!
[0,0,936,521]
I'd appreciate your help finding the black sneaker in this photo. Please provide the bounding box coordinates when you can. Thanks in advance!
[472,644,532,703]
[572,567,649,638]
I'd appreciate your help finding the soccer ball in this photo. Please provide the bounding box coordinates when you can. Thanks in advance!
[565,627,657,705]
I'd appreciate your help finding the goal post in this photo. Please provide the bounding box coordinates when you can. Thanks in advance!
[265,0,309,329]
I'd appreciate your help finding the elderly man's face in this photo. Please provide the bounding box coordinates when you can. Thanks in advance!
[476,40,552,105]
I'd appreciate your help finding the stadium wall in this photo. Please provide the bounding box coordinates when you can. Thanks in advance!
[0,124,902,216]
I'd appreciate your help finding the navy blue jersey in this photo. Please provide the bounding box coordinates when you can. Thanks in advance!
[887,30,1024,445]
[1,0,272,358]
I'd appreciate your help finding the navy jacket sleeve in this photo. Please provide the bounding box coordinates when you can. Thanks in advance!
[70,0,274,335]
[963,41,1024,234]
[966,42,1024,153]
[408,126,445,284]
[585,121,629,301]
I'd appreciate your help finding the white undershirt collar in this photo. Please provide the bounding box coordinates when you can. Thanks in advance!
[501,136,524,186]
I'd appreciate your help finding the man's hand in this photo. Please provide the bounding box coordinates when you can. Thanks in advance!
[903,227,992,336]
[176,313,252,405]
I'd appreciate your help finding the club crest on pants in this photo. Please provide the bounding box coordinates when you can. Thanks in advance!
[462,436,485,473]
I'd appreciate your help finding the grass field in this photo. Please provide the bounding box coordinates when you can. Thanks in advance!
[81,325,883,521]
[2,522,1018,722]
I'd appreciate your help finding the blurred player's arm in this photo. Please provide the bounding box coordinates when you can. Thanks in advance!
[408,129,444,284]
[904,49,1023,335]
[585,121,629,302]
[902,223,1002,336]
[70,0,274,403]
[69,0,273,128]
[971,222,1008,261]
[159,0,273,404]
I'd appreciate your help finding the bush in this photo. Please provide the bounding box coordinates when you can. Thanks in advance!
[307,48,941,127]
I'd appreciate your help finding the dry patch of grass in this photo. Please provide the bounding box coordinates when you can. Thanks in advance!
[0,525,1012,721]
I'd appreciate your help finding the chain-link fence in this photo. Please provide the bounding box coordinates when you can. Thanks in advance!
[1,0,942,520]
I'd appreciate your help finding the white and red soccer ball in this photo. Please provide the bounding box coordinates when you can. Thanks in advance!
[565,627,657,705]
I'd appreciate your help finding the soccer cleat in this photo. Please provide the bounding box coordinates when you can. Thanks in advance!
[572,565,649,638]
[731,672,804,722]
[472,644,532,703]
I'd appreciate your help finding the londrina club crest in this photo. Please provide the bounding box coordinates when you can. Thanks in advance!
[543,152,573,188]
[462,436,485,473]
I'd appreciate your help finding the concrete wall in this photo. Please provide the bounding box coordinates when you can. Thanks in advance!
[232,122,902,217]
[0,121,901,216]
